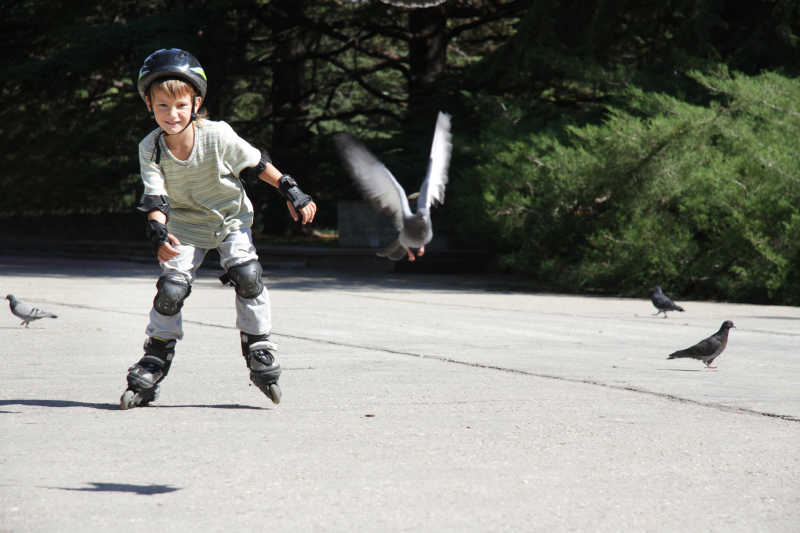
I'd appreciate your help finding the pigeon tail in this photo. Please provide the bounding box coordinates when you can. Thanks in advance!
[377,240,408,261]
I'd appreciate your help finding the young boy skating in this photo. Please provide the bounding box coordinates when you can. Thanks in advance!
[121,48,316,409]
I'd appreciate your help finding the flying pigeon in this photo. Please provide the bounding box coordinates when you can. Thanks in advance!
[334,111,452,261]
[651,286,684,318]
[667,320,735,369]
[6,294,58,327]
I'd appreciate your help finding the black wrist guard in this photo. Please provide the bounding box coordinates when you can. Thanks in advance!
[145,220,169,255]
[278,174,312,211]
[239,151,272,183]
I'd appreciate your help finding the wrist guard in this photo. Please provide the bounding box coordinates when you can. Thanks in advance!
[145,220,169,255]
[278,175,312,211]
[239,151,272,183]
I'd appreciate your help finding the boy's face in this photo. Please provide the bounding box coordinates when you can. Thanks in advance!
[146,87,201,135]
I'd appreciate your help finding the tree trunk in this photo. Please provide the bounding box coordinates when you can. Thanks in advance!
[271,0,310,164]
[407,4,448,122]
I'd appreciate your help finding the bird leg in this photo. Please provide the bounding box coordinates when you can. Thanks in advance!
[406,246,426,262]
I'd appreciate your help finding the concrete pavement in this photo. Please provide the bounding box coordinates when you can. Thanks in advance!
[1,255,798,532]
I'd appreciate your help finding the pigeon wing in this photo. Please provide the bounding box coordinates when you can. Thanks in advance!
[13,300,56,320]
[652,290,684,312]
[334,133,411,230]
[417,112,452,213]
[669,335,719,359]
[652,293,674,309]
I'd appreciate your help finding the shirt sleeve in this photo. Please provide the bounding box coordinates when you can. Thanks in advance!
[138,133,168,196]
[218,121,262,177]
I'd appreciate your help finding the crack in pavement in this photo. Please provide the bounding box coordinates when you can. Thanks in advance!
[33,299,800,423]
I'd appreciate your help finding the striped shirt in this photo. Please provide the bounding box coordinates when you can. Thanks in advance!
[139,120,261,249]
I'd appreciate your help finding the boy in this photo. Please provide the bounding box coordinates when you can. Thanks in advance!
[120,48,316,409]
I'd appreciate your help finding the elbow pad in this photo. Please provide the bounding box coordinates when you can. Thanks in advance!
[239,151,272,183]
[137,194,170,219]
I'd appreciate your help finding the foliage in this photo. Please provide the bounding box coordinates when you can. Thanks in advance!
[456,69,800,303]
[2,0,800,303]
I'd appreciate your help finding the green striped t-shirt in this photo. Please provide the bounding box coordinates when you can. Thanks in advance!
[138,119,261,249]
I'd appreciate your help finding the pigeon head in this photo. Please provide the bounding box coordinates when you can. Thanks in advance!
[6,295,13,301]
[721,320,735,330]
[652,286,663,294]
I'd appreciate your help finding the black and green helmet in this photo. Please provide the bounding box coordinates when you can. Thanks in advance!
[137,48,208,102]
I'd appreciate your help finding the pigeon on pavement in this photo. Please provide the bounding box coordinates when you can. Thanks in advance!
[334,111,452,262]
[6,294,58,327]
[651,286,684,318]
[667,320,735,369]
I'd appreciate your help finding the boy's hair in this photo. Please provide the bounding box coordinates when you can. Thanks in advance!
[148,78,196,101]
[148,79,208,119]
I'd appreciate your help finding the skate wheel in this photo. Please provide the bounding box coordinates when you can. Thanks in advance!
[120,390,137,410]
[268,383,281,405]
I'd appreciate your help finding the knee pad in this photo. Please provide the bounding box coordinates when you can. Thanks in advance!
[153,275,191,316]
[223,260,264,299]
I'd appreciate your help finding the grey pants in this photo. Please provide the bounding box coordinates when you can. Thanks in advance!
[145,228,271,341]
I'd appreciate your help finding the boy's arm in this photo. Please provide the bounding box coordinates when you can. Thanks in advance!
[137,136,180,261]
[146,209,167,224]
[258,163,317,225]
[256,162,284,188]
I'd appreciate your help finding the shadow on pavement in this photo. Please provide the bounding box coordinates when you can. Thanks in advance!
[48,482,181,495]
[0,399,119,410]
[0,399,267,411]
[1,254,539,294]
[154,403,268,410]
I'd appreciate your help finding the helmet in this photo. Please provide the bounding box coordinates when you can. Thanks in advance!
[137,48,207,102]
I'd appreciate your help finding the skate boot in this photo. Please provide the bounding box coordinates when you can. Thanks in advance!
[241,332,282,404]
[120,337,176,410]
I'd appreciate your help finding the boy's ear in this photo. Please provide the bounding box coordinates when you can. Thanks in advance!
[145,95,152,113]
[194,96,202,109]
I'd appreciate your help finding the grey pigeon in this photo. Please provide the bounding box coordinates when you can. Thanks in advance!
[651,285,684,318]
[667,320,735,369]
[334,111,452,261]
[6,294,58,327]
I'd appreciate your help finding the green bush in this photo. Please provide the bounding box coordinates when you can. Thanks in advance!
[455,69,800,304]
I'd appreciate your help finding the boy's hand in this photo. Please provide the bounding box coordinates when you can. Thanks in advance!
[278,175,315,224]
[287,200,317,225]
[146,219,181,261]
[157,234,181,262]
